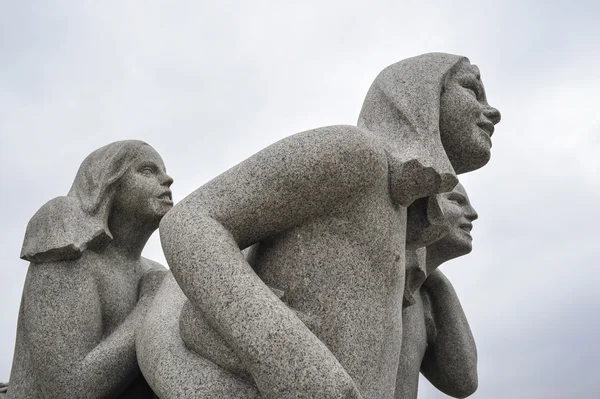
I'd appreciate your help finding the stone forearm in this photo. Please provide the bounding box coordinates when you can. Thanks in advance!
[420,271,477,398]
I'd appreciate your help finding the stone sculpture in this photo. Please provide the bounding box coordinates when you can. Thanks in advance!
[7,140,172,398]
[137,53,501,399]
[397,183,479,399]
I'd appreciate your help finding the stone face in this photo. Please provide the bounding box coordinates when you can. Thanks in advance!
[7,141,172,398]
[397,183,479,399]
[139,53,501,399]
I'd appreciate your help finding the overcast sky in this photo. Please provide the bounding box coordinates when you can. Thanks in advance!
[1,1,598,398]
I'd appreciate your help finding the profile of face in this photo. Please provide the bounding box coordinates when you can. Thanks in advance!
[427,183,478,266]
[111,144,174,225]
[439,61,502,174]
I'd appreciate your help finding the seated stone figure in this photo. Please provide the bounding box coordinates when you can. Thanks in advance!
[7,140,173,398]
[137,53,501,399]
[397,183,479,399]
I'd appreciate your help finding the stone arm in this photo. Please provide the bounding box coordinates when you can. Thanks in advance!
[420,269,478,398]
[160,127,386,399]
[21,263,153,399]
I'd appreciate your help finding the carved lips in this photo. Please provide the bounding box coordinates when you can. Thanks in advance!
[158,190,173,205]
[459,222,473,238]
[477,120,495,137]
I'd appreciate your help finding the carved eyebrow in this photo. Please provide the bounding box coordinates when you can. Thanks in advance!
[138,161,159,171]
[446,192,467,203]
[139,161,168,175]
[458,74,482,86]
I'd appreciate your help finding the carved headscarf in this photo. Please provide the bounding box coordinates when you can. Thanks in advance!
[20,140,149,263]
[358,53,472,250]
[358,53,483,306]
[358,52,470,201]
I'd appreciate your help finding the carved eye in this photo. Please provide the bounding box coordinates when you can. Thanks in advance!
[458,76,482,99]
[140,166,155,175]
[447,195,465,205]
[462,83,479,98]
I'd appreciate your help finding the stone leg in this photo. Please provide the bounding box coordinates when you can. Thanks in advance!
[136,273,261,399]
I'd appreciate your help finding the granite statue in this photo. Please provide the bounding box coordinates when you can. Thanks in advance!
[397,183,479,399]
[7,140,173,398]
[137,52,501,399]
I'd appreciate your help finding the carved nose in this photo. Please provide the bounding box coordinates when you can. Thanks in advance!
[484,106,501,125]
[466,205,478,222]
[162,174,174,187]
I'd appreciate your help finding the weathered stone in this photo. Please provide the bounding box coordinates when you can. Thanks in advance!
[138,53,500,399]
[398,183,479,398]
[7,141,172,398]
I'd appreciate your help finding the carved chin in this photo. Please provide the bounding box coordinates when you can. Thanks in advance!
[429,234,473,264]
[449,145,491,175]
[449,238,473,259]
[152,200,174,217]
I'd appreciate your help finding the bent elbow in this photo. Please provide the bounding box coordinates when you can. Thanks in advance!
[446,372,478,398]
[425,360,478,398]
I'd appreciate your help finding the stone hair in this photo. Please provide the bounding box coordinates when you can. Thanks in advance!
[20,140,149,263]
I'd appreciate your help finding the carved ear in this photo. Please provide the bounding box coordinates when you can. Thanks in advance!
[406,194,450,250]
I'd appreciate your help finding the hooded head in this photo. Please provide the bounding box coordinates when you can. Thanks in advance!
[358,53,500,204]
[358,53,500,248]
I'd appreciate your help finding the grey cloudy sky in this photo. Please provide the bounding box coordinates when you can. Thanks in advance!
[1,1,598,398]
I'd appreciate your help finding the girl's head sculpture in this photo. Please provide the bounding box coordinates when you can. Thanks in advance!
[358,53,501,201]
[20,140,173,263]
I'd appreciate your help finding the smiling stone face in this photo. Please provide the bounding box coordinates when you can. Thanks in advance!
[439,183,478,252]
[424,182,479,272]
[439,61,501,174]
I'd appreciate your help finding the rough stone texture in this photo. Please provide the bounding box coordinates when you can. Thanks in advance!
[137,273,263,398]
[139,53,501,399]
[397,183,479,399]
[7,141,172,398]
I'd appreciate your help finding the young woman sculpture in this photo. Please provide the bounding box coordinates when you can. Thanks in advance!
[7,140,173,398]
[397,183,479,399]
[137,53,501,399]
